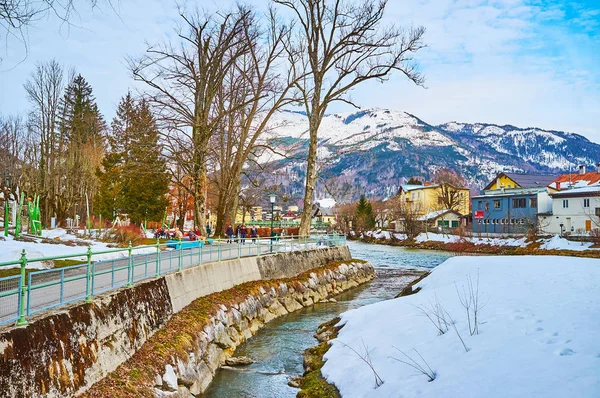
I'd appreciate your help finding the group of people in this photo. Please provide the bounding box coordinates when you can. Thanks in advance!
[225,224,259,244]
[154,225,212,240]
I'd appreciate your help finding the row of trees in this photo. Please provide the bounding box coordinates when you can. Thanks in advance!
[2,0,426,236]
[0,62,169,227]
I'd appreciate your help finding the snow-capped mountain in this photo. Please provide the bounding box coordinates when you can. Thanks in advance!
[262,108,600,203]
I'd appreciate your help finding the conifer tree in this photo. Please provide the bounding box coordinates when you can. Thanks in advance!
[356,194,375,231]
[122,99,169,224]
[96,94,169,225]
[58,74,106,222]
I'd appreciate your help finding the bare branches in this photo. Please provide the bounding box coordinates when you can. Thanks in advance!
[456,271,485,336]
[390,347,436,382]
[274,0,426,235]
[340,339,384,388]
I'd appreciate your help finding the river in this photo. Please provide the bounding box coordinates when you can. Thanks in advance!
[204,240,453,397]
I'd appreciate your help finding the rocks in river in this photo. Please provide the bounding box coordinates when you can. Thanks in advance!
[288,376,303,388]
[225,356,254,366]
[151,260,375,397]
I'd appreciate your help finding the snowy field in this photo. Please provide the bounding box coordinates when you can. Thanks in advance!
[323,256,600,398]
[0,229,154,268]
[364,229,597,251]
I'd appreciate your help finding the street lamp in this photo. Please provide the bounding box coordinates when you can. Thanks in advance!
[3,171,11,237]
[269,193,277,252]
[559,223,564,237]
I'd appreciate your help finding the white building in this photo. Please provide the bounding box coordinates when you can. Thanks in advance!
[538,186,600,235]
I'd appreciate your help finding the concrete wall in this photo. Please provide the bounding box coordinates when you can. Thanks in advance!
[0,246,352,397]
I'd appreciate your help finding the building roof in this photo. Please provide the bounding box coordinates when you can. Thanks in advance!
[550,185,600,198]
[417,209,460,221]
[484,172,558,190]
[548,171,600,190]
[473,189,543,199]
[399,183,468,193]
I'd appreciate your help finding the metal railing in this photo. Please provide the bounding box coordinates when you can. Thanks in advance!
[0,233,346,327]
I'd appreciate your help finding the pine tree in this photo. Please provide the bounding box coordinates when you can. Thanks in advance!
[96,94,169,225]
[122,99,169,224]
[58,74,106,222]
[356,195,375,231]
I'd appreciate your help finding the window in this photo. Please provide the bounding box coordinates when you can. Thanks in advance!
[494,200,501,209]
[530,198,537,208]
[512,198,526,208]
[520,219,525,224]
[478,220,482,224]
[595,208,600,217]
[485,202,489,211]
[500,219,504,224]
[583,199,590,208]
[478,201,483,210]
[563,199,569,208]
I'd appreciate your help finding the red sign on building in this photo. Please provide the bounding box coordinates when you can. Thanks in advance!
[474,210,485,219]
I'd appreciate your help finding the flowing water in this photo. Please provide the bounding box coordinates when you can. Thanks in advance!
[204,240,453,398]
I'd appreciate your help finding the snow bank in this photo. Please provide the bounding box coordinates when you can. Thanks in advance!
[540,235,594,251]
[368,230,596,251]
[323,256,600,398]
[0,229,154,268]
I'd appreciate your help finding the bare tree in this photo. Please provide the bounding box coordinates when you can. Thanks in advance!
[23,59,65,224]
[1,0,117,62]
[208,8,300,235]
[275,0,425,235]
[130,6,253,237]
[388,196,423,238]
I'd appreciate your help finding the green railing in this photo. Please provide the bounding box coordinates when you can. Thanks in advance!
[0,233,346,327]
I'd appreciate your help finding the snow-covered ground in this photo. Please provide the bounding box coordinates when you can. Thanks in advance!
[364,230,597,251]
[322,256,600,398]
[0,229,155,268]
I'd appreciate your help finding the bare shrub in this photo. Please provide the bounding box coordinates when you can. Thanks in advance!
[456,271,485,336]
[390,347,436,382]
[416,294,450,335]
[340,339,384,388]
[104,225,144,246]
[443,309,470,353]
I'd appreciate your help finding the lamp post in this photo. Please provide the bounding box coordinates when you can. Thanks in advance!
[3,171,10,237]
[559,223,564,237]
[269,193,277,252]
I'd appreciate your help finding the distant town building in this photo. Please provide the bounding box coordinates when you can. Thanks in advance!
[472,173,558,234]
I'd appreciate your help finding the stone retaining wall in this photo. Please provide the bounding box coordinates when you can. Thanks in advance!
[0,246,353,397]
[104,260,375,397]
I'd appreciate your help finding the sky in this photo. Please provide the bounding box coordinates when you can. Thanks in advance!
[0,0,599,141]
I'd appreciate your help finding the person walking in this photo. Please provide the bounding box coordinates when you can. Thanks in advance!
[240,224,248,245]
[235,224,240,243]
[226,224,234,244]
[250,225,258,244]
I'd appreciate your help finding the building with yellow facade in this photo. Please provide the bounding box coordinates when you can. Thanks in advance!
[397,183,470,217]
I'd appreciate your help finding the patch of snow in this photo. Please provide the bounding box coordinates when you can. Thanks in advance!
[323,256,600,398]
[539,235,594,251]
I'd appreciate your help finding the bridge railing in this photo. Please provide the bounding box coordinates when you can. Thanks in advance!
[0,233,346,327]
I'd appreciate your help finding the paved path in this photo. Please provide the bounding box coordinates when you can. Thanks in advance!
[0,238,326,325]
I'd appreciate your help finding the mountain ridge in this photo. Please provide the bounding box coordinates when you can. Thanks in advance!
[262,108,599,203]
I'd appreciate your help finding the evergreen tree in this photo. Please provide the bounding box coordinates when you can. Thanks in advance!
[96,94,169,224]
[58,74,106,222]
[356,195,375,231]
[122,99,169,224]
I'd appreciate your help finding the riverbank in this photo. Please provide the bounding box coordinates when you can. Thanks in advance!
[83,259,375,397]
[352,233,600,258]
[319,256,600,398]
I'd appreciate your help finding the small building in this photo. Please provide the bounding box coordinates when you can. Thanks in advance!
[418,209,463,230]
[397,183,470,217]
[538,166,600,235]
[539,186,600,235]
[472,172,558,235]
[313,206,336,225]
